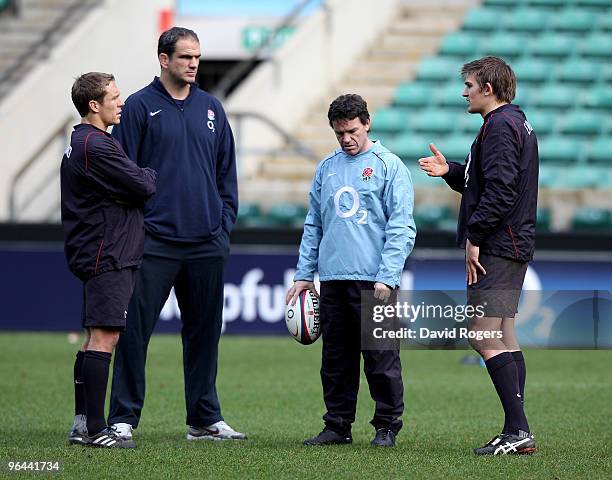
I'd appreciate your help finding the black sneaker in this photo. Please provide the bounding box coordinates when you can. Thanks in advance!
[86,428,136,449]
[474,431,536,455]
[371,428,396,447]
[303,428,352,446]
[68,427,88,446]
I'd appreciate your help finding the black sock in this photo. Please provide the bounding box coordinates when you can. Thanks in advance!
[83,350,112,436]
[485,352,529,435]
[511,351,526,405]
[74,350,86,416]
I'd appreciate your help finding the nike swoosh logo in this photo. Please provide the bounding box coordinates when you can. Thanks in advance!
[328,172,337,176]
[75,381,84,385]
[149,110,162,117]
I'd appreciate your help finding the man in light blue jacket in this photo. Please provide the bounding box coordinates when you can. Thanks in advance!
[286,94,416,447]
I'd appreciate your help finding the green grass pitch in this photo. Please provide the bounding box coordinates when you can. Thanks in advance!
[0,333,610,479]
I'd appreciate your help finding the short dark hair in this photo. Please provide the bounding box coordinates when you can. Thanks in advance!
[71,72,114,117]
[158,26,199,57]
[461,56,516,104]
[328,94,370,127]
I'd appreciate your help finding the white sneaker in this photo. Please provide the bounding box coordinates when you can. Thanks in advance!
[187,420,247,441]
[110,422,133,440]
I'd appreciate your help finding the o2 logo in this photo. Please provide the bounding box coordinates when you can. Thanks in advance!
[333,186,368,224]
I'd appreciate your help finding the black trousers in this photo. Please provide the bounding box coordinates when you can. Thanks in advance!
[108,233,228,428]
[320,280,404,435]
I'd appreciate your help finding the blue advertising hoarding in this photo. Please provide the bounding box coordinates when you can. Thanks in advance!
[0,245,610,347]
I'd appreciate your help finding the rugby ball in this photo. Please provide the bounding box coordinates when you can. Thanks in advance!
[285,290,321,345]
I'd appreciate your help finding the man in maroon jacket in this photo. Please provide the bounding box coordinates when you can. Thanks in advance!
[419,56,538,455]
[61,72,156,448]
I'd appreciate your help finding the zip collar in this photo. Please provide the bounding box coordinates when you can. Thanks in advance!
[151,76,198,106]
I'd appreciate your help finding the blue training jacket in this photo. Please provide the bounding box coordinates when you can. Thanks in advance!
[111,77,238,242]
[294,142,416,287]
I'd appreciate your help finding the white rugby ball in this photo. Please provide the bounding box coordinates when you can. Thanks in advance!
[285,290,321,345]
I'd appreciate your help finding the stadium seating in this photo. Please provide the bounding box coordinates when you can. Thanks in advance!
[267,203,308,227]
[587,137,612,164]
[440,33,479,57]
[529,34,575,58]
[462,8,498,31]
[552,9,597,32]
[572,207,612,231]
[536,208,552,232]
[413,205,456,231]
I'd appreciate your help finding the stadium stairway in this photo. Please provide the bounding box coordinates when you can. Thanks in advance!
[0,0,101,100]
[239,0,478,212]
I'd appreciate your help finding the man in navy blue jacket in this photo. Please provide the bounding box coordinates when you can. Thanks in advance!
[419,56,538,455]
[107,27,243,444]
[62,72,156,448]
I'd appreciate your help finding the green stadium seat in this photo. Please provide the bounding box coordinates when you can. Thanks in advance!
[484,0,519,7]
[512,58,551,84]
[538,136,582,163]
[538,164,557,188]
[531,84,575,109]
[236,203,264,227]
[412,109,456,134]
[513,85,531,106]
[440,33,479,57]
[602,64,612,83]
[555,60,602,84]
[458,114,483,134]
[388,134,429,162]
[463,9,499,32]
[416,57,461,82]
[479,33,524,58]
[552,9,597,32]
[267,203,307,227]
[413,205,455,231]
[586,137,612,164]
[536,208,551,232]
[575,0,612,8]
[237,202,261,219]
[560,110,602,136]
[528,34,575,58]
[436,83,466,108]
[555,168,602,188]
[371,132,396,148]
[408,165,447,187]
[598,11,612,31]
[372,108,409,134]
[525,111,557,135]
[578,35,612,59]
[506,9,550,32]
[582,87,612,109]
[236,203,276,228]
[571,207,612,231]
[394,83,430,108]
[524,0,566,7]
[436,135,473,162]
[597,169,612,189]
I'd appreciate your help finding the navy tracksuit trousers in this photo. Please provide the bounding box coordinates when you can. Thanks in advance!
[320,280,404,435]
[108,233,228,428]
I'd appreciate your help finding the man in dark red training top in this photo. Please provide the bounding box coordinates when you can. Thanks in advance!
[61,72,156,448]
[419,56,538,455]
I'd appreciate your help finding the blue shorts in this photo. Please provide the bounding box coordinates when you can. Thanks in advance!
[81,267,137,330]
[467,253,528,318]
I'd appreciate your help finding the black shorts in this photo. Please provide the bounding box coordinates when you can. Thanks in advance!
[467,253,528,318]
[81,267,137,330]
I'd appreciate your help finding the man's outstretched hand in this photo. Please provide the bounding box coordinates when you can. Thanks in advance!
[418,143,449,177]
